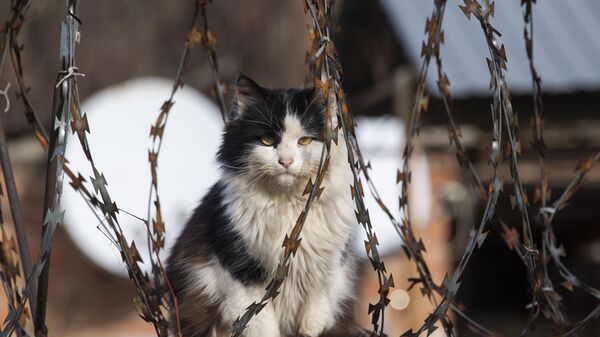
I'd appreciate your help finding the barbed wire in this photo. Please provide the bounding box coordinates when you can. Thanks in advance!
[199,0,227,123]
[339,1,500,336]
[397,0,506,331]
[231,0,396,335]
[61,3,172,333]
[0,1,600,337]
[0,0,205,336]
[5,0,48,149]
[465,1,600,335]
[0,1,34,335]
[304,0,395,334]
[516,0,569,333]
[526,0,600,324]
[146,1,205,336]
[161,0,314,334]
[337,1,492,336]
[63,2,220,335]
[32,2,82,334]
[426,1,503,335]
[0,1,81,336]
[398,1,545,336]
[431,0,597,334]
[0,140,28,334]
[0,2,37,326]
[228,4,337,335]
[400,2,600,337]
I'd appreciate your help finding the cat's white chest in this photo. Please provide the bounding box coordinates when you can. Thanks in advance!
[239,192,355,334]
[228,185,354,267]
[223,166,356,335]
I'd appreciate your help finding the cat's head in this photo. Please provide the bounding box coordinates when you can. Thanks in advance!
[217,74,326,190]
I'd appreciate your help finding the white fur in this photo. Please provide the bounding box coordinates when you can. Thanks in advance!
[192,112,357,336]
[192,260,281,337]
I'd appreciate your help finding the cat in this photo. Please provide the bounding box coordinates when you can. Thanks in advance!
[166,74,366,337]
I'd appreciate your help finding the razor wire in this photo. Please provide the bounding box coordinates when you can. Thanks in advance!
[0,1,599,337]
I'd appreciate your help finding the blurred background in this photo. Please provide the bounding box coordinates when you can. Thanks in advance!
[1,0,600,336]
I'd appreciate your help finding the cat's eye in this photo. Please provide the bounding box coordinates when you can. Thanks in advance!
[260,135,275,146]
[298,137,313,146]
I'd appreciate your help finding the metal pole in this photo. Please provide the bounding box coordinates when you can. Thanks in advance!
[0,116,36,316]
[33,81,63,337]
[35,1,78,335]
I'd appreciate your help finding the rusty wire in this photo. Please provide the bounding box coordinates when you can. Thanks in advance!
[425,1,502,335]
[4,0,48,149]
[403,0,533,336]
[0,117,29,335]
[1,0,38,318]
[463,1,586,335]
[397,1,542,335]
[0,1,83,336]
[304,0,394,334]
[341,1,496,336]
[146,1,205,335]
[333,1,499,336]
[520,1,600,333]
[199,0,228,123]
[61,13,171,337]
[228,3,338,334]
[0,1,77,336]
[62,2,215,335]
[0,2,35,334]
[0,1,206,336]
[0,1,600,337]
[231,0,396,335]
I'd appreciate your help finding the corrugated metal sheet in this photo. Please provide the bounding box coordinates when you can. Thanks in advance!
[379,0,600,97]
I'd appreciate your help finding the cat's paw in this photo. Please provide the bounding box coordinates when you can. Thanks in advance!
[244,314,281,337]
[298,305,331,337]
[298,318,326,337]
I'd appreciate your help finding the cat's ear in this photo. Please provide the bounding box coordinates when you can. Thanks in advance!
[305,86,336,116]
[303,87,318,101]
[230,73,266,120]
[303,87,325,108]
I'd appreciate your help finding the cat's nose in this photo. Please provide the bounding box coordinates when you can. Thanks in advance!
[278,158,294,169]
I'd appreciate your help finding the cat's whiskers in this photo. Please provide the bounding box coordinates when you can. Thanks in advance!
[245,172,266,186]
[301,95,319,122]
[240,164,271,185]
[250,104,272,126]
[220,163,247,171]
[239,118,271,127]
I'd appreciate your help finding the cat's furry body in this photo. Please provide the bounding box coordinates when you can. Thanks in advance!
[166,75,363,337]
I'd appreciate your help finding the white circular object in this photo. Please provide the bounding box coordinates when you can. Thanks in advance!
[62,77,222,277]
[354,116,432,255]
[389,289,410,310]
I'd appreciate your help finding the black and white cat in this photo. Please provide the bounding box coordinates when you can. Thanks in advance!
[166,75,364,337]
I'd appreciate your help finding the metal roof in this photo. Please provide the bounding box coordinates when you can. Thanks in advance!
[379,0,600,97]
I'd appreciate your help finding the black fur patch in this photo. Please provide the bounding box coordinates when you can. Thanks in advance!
[217,74,325,174]
[167,183,268,286]
[203,183,268,284]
